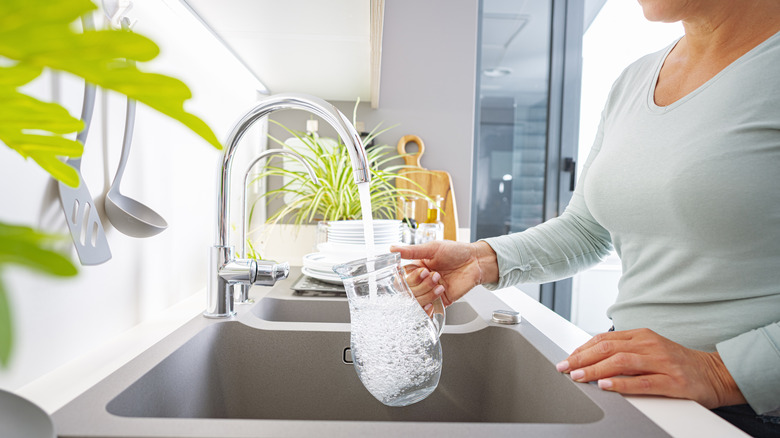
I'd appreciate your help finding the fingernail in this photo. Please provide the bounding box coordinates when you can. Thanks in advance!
[433,285,445,296]
[555,361,570,372]
[424,303,433,311]
[570,369,585,381]
[431,272,441,283]
[419,269,429,279]
[598,379,613,390]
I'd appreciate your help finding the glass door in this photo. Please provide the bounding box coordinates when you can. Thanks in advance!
[471,0,585,319]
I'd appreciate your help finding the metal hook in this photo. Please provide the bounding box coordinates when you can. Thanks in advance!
[102,0,135,29]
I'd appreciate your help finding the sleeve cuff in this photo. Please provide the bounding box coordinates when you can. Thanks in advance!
[479,236,530,289]
[716,323,780,415]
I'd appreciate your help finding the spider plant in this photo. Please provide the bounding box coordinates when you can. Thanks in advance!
[249,119,432,230]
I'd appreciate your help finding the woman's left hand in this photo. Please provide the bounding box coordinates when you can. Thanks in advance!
[402,262,444,315]
[556,328,746,409]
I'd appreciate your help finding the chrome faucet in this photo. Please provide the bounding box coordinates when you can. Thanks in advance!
[232,148,319,306]
[206,93,372,318]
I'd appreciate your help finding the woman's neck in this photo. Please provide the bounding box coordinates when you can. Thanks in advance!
[680,1,780,61]
[654,1,780,107]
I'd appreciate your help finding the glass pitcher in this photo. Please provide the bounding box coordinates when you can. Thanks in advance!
[332,252,445,407]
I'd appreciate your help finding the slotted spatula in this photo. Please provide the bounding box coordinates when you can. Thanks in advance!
[57,81,112,265]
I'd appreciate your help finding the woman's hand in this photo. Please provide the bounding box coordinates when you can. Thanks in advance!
[403,262,445,315]
[556,328,746,409]
[391,240,498,308]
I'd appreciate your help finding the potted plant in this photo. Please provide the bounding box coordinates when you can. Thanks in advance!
[246,119,432,254]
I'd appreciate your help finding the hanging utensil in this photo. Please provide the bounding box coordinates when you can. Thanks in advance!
[103,18,167,238]
[104,93,168,237]
[56,15,112,264]
[56,14,112,265]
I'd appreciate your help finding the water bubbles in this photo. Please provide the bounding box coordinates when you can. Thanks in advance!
[350,293,442,406]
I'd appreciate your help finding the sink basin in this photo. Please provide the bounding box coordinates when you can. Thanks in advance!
[252,268,480,325]
[253,296,479,325]
[52,284,670,437]
[107,323,595,423]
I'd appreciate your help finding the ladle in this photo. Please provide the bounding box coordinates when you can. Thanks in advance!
[104,93,168,238]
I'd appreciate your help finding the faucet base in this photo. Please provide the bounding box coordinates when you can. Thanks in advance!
[206,246,291,318]
[235,283,255,305]
[203,310,236,319]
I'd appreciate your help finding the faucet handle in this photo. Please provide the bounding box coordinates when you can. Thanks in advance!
[254,260,290,286]
[235,260,290,304]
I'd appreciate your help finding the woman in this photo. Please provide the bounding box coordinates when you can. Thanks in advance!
[393,1,780,436]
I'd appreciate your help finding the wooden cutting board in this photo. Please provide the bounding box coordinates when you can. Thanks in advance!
[395,135,458,240]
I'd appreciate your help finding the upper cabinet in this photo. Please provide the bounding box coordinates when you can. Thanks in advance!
[180,0,384,107]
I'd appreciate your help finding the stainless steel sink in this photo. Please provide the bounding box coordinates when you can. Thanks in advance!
[52,273,670,437]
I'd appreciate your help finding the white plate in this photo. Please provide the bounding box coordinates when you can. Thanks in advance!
[327,237,400,245]
[328,226,400,234]
[328,219,400,230]
[302,251,341,265]
[302,267,339,278]
[328,229,402,240]
[331,226,401,232]
[302,252,351,272]
[327,235,401,243]
[328,229,400,237]
[317,243,400,258]
[301,266,343,284]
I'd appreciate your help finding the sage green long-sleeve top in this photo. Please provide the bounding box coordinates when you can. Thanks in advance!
[482,32,780,415]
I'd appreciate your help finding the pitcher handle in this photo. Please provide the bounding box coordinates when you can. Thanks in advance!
[431,297,446,338]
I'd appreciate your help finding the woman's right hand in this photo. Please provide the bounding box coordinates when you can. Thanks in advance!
[392,240,498,308]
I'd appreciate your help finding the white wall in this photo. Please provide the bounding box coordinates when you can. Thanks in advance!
[0,1,264,390]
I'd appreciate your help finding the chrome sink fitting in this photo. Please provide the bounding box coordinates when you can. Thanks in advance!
[206,93,372,318]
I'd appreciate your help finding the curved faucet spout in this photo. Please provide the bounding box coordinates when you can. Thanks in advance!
[217,93,370,248]
[207,93,371,318]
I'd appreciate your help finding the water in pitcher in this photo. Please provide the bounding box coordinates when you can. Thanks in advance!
[333,253,445,407]
[350,292,442,406]
[341,182,445,406]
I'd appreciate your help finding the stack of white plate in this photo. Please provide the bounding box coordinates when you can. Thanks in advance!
[325,219,403,245]
[301,220,403,284]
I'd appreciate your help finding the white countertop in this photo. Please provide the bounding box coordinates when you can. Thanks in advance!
[491,288,748,438]
[18,285,747,437]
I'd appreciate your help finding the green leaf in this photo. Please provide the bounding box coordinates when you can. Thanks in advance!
[0,222,77,368]
[29,153,81,187]
[0,63,43,87]
[0,0,222,188]
[0,278,12,368]
[0,68,85,186]
[0,91,84,135]
[0,222,78,277]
